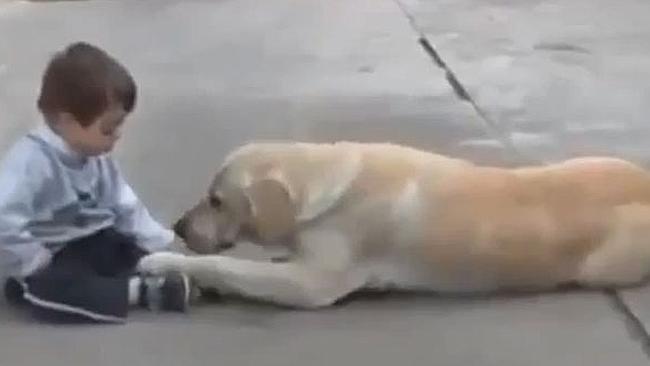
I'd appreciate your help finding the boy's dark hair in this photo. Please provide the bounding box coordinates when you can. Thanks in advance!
[37,42,137,127]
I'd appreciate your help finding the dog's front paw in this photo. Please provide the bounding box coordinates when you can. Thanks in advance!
[138,252,188,275]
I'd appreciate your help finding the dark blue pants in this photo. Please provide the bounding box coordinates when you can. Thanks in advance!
[4,229,147,324]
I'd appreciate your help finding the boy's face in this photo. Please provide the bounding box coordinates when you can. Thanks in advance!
[55,104,128,156]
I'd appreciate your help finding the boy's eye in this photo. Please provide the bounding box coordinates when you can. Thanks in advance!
[209,195,222,208]
[100,125,116,135]
[100,118,124,136]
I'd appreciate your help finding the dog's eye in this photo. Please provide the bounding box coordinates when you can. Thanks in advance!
[209,195,222,209]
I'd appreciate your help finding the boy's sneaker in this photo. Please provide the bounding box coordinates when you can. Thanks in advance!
[140,272,191,312]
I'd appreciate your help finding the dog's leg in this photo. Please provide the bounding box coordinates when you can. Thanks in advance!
[576,204,650,288]
[138,252,359,309]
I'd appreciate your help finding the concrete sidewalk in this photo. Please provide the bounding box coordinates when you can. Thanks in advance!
[1,0,649,365]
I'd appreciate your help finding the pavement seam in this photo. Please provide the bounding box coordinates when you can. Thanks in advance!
[391,0,542,166]
[605,290,650,359]
[391,0,650,360]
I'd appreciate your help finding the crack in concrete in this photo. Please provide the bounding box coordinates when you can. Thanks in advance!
[391,0,650,360]
[606,290,650,359]
[391,0,542,166]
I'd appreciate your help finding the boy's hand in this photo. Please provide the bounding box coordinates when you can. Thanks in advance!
[138,252,188,276]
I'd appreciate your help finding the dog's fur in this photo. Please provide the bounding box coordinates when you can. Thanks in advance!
[138,141,650,308]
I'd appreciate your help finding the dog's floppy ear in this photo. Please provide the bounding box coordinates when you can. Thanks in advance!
[242,146,361,239]
[244,176,296,242]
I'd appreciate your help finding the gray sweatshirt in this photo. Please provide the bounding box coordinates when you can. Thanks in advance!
[0,122,173,278]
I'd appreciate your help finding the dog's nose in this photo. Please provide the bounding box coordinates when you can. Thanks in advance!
[173,218,187,239]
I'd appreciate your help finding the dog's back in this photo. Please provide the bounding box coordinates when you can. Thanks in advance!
[406,156,650,291]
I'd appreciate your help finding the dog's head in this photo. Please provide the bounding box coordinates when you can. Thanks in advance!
[173,143,361,254]
[172,174,295,254]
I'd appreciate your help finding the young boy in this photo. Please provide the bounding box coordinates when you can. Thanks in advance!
[0,42,190,323]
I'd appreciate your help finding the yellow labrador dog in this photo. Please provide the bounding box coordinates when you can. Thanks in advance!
[138,141,650,308]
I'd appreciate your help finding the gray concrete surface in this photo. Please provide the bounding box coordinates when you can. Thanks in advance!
[400,0,650,164]
[1,0,650,365]
[1,292,649,366]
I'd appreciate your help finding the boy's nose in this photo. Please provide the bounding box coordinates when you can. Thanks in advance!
[173,218,187,239]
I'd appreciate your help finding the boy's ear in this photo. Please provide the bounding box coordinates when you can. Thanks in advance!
[54,112,79,129]
[58,112,75,123]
